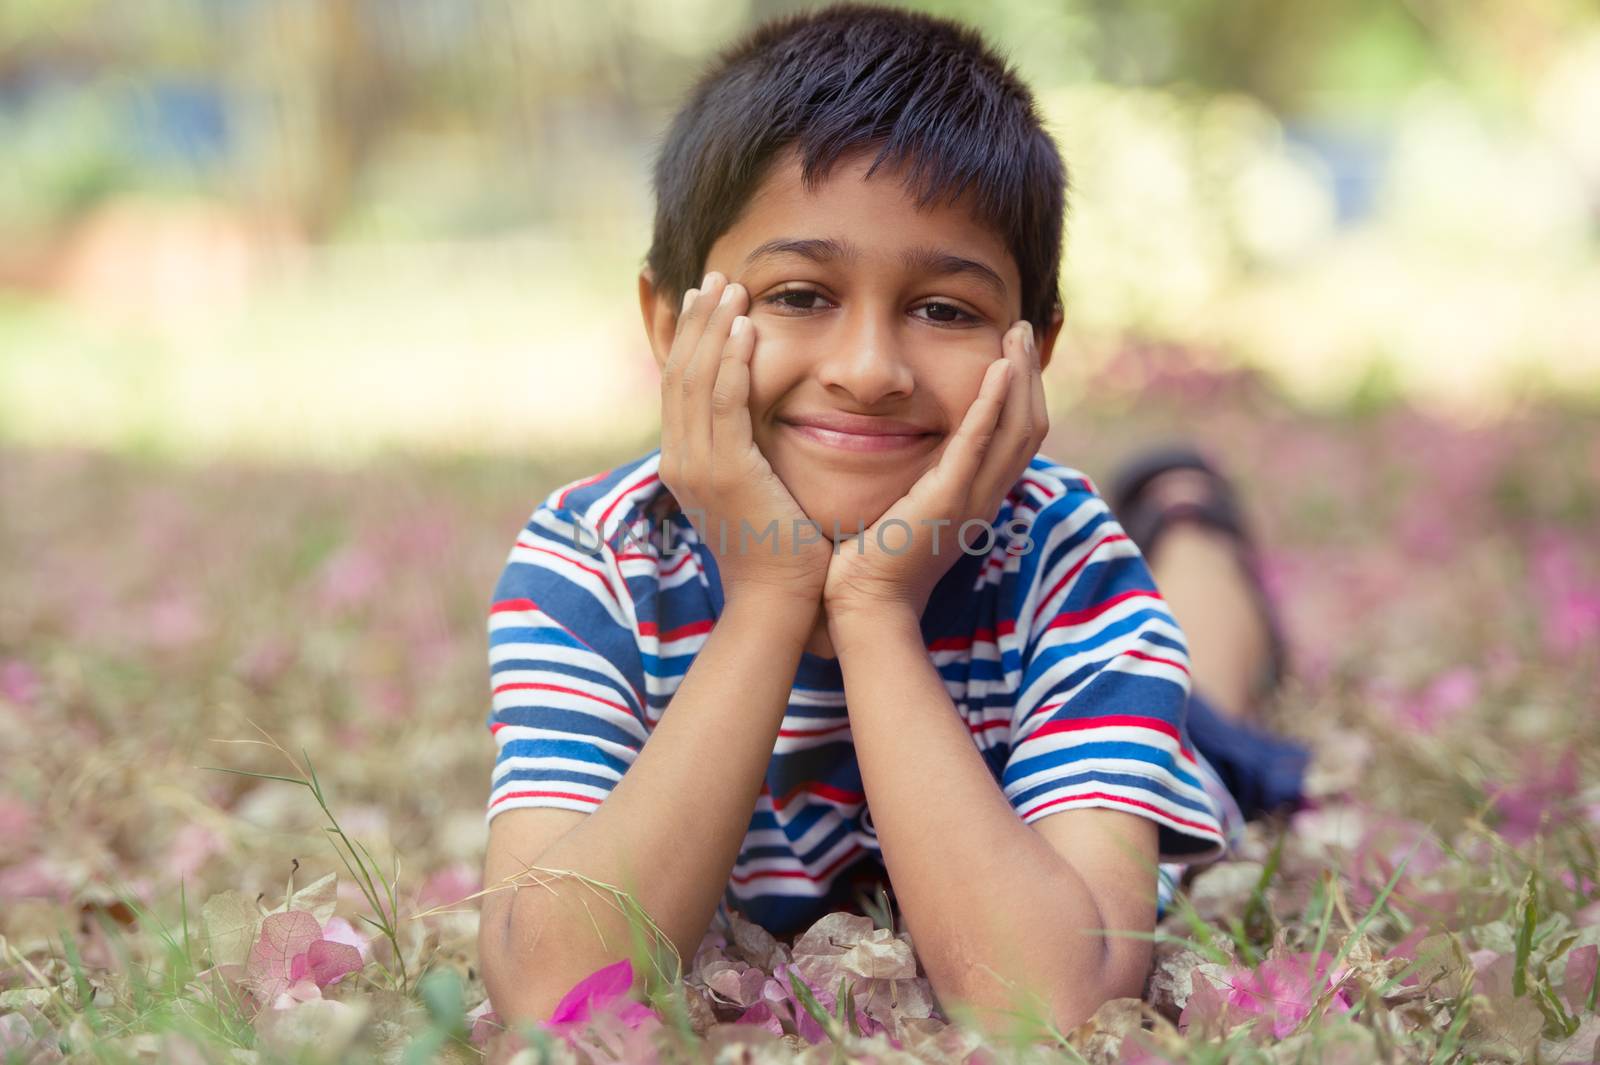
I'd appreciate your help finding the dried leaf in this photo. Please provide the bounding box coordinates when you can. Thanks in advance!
[201,890,263,969]
[1148,945,1209,1018]
[726,910,791,971]
[253,998,369,1063]
[1566,944,1598,1016]
[270,871,338,924]
[788,911,932,1033]
[1067,996,1146,1061]
[1541,1014,1600,1065]
[703,960,768,1008]
[1186,861,1265,922]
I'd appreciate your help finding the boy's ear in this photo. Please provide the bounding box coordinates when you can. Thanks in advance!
[1038,300,1064,374]
[638,266,680,374]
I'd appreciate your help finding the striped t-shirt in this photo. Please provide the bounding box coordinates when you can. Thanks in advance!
[484,447,1231,936]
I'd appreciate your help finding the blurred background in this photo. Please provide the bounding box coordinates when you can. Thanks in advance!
[3,0,1600,462]
[2,4,1599,1050]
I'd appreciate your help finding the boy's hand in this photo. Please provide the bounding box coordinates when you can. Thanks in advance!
[659,271,834,607]
[822,319,1047,626]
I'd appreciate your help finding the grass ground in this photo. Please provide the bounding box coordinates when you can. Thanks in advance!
[1,353,1597,1063]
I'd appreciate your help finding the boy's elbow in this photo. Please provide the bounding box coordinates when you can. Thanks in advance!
[484,982,561,1037]
[480,937,573,1035]
[479,891,659,1034]
[478,893,564,1031]
[1097,917,1153,990]
[1045,937,1152,1033]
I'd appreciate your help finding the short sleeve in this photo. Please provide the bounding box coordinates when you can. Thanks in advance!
[484,502,650,824]
[1001,487,1227,862]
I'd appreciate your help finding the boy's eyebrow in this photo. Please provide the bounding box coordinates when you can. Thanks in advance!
[902,244,1009,302]
[742,236,1008,301]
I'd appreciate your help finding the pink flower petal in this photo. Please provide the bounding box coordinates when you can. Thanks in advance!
[247,910,322,1004]
[418,863,481,911]
[271,978,323,1010]
[1567,945,1598,1016]
[1180,953,1351,1040]
[735,1001,786,1036]
[305,939,363,988]
[546,957,635,1026]
[320,916,372,963]
[0,855,73,902]
[0,659,41,707]
[536,958,663,1056]
[165,823,224,880]
[1178,971,1228,1034]
[466,1001,502,1048]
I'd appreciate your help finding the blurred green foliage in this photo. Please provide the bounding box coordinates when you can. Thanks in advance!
[2,0,1594,238]
[0,1,1597,458]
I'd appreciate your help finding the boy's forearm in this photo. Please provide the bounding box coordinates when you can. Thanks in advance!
[828,605,1131,1035]
[489,592,814,1023]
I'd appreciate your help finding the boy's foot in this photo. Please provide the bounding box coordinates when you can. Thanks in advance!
[1106,444,1291,719]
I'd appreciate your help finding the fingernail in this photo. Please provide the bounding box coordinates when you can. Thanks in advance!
[731,315,747,337]
[682,289,697,313]
[1024,321,1035,347]
[701,271,717,289]
[719,283,738,307]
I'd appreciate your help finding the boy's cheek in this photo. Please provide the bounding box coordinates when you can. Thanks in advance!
[740,352,785,417]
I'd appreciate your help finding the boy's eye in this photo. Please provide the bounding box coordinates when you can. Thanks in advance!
[764,289,830,313]
[760,287,979,327]
[915,301,976,325]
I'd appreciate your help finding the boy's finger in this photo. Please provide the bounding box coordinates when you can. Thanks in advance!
[673,274,725,471]
[1024,321,1048,443]
[682,279,744,471]
[994,320,1032,451]
[968,322,1032,511]
[709,314,756,459]
[664,282,715,377]
[660,286,700,456]
[938,356,1012,495]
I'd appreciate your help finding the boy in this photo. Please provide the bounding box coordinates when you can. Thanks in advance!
[477,1,1295,1039]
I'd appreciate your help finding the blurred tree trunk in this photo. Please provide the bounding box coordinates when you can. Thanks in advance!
[302,0,403,239]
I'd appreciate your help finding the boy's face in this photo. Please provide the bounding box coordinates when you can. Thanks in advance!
[641,144,1060,538]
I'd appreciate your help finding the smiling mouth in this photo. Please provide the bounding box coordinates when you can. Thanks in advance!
[781,421,939,454]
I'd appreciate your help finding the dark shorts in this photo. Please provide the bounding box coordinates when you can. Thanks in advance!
[1185,686,1311,822]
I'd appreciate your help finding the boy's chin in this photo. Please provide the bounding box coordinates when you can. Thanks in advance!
[793,489,903,542]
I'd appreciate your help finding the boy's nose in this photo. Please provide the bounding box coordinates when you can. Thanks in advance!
[812,311,914,404]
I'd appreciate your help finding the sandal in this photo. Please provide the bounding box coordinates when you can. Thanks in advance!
[1105,442,1292,707]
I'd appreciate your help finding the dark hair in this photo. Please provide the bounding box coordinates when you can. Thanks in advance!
[644,1,1068,333]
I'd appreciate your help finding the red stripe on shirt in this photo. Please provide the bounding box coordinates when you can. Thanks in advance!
[771,781,865,812]
[777,720,853,740]
[490,788,601,808]
[729,842,865,885]
[491,682,635,716]
[488,597,645,709]
[1027,713,1182,743]
[928,627,1000,653]
[1123,648,1189,674]
[555,471,611,509]
[638,618,714,643]
[598,472,661,537]
[1031,532,1131,630]
[1019,790,1220,835]
[511,543,618,601]
[1039,585,1161,634]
